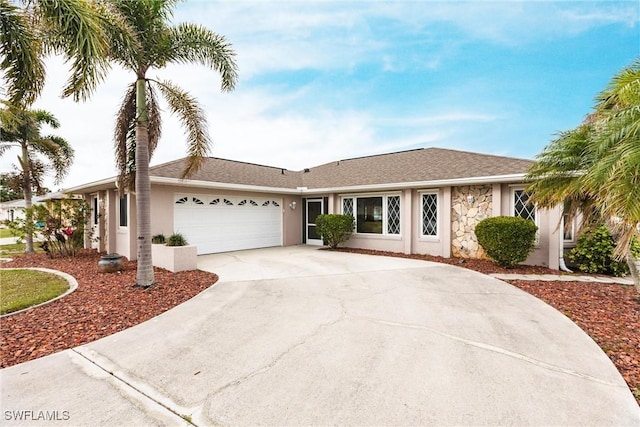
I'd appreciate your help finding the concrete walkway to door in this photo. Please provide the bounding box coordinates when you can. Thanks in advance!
[1,246,638,426]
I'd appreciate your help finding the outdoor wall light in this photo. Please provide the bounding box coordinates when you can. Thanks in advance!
[467,195,475,204]
[289,201,297,210]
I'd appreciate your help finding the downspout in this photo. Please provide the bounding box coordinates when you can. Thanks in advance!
[558,214,572,272]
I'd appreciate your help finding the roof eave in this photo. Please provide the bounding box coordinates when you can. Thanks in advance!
[302,173,528,194]
[64,177,118,194]
[150,176,303,194]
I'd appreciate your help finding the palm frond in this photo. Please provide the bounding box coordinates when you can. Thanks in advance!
[32,109,61,128]
[31,135,74,184]
[114,83,137,192]
[154,79,211,178]
[168,23,238,92]
[37,0,111,101]
[147,82,162,158]
[0,0,45,106]
[95,0,141,71]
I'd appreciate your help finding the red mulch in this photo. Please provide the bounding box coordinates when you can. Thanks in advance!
[330,247,560,274]
[0,250,217,368]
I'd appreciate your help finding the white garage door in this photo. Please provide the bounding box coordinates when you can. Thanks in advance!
[173,195,283,254]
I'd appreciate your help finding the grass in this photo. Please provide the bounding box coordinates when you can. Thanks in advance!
[0,228,14,238]
[1,269,69,315]
[0,242,44,257]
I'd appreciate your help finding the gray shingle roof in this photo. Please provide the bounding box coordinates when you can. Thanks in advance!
[150,158,303,189]
[300,148,533,189]
[149,148,533,190]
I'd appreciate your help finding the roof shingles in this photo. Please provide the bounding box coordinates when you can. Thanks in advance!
[149,148,533,190]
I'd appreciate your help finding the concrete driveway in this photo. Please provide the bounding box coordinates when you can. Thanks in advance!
[1,246,638,426]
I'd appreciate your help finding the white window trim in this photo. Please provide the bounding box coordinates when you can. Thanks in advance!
[340,192,402,236]
[511,187,540,246]
[510,187,538,226]
[419,190,440,240]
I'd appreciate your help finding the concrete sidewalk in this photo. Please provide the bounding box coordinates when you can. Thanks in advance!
[1,246,638,425]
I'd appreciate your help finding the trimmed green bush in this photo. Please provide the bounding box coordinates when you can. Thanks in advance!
[166,232,188,246]
[152,234,166,244]
[315,214,355,248]
[475,216,538,268]
[567,225,638,277]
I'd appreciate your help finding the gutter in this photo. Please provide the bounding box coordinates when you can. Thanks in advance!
[64,173,529,196]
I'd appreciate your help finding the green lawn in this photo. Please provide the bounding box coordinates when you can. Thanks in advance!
[0,269,70,314]
[0,228,14,238]
[0,242,44,257]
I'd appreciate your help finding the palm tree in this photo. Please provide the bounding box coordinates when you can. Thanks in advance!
[526,58,640,291]
[0,105,74,252]
[0,0,120,106]
[109,0,237,287]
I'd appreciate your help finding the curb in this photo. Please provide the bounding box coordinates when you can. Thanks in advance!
[1,267,79,317]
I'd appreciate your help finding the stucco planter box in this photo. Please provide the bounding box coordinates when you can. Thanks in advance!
[152,244,197,273]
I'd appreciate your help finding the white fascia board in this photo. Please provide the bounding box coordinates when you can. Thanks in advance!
[302,173,527,194]
[150,176,303,194]
[64,177,118,194]
[65,173,527,196]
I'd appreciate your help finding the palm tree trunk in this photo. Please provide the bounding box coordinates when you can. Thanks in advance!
[626,251,640,294]
[21,142,34,253]
[135,78,155,287]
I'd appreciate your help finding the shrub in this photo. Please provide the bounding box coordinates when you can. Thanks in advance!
[166,232,188,246]
[567,225,637,277]
[10,199,91,258]
[315,214,355,249]
[475,216,538,268]
[152,234,166,244]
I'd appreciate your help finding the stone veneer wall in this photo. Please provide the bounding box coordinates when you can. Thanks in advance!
[451,185,492,258]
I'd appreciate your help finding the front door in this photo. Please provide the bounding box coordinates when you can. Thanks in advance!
[306,199,323,246]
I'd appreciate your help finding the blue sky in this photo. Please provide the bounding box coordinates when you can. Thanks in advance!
[2,0,639,189]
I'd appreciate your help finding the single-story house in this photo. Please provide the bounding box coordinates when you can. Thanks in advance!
[66,147,575,269]
[0,192,70,222]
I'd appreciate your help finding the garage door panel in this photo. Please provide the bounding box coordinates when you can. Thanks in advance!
[174,195,283,255]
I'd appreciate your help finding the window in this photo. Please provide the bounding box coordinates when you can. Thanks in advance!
[513,189,536,223]
[92,196,99,226]
[357,197,383,233]
[119,195,128,227]
[342,195,400,235]
[342,198,354,217]
[387,196,401,234]
[421,193,438,237]
[563,214,574,242]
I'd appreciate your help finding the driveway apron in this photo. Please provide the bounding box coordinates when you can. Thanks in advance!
[1,246,638,426]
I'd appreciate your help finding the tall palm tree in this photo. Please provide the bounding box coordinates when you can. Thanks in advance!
[0,0,119,106]
[0,105,74,252]
[109,0,237,287]
[526,58,640,290]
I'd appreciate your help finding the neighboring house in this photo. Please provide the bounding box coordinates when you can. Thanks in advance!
[0,199,27,222]
[66,147,569,269]
[0,192,75,223]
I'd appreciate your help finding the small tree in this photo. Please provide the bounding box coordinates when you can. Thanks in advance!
[475,216,538,268]
[315,214,355,249]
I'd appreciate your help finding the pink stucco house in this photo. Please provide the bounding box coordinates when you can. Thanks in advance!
[66,147,573,269]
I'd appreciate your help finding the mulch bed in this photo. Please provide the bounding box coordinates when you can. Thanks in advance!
[1,248,638,404]
[0,250,217,368]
